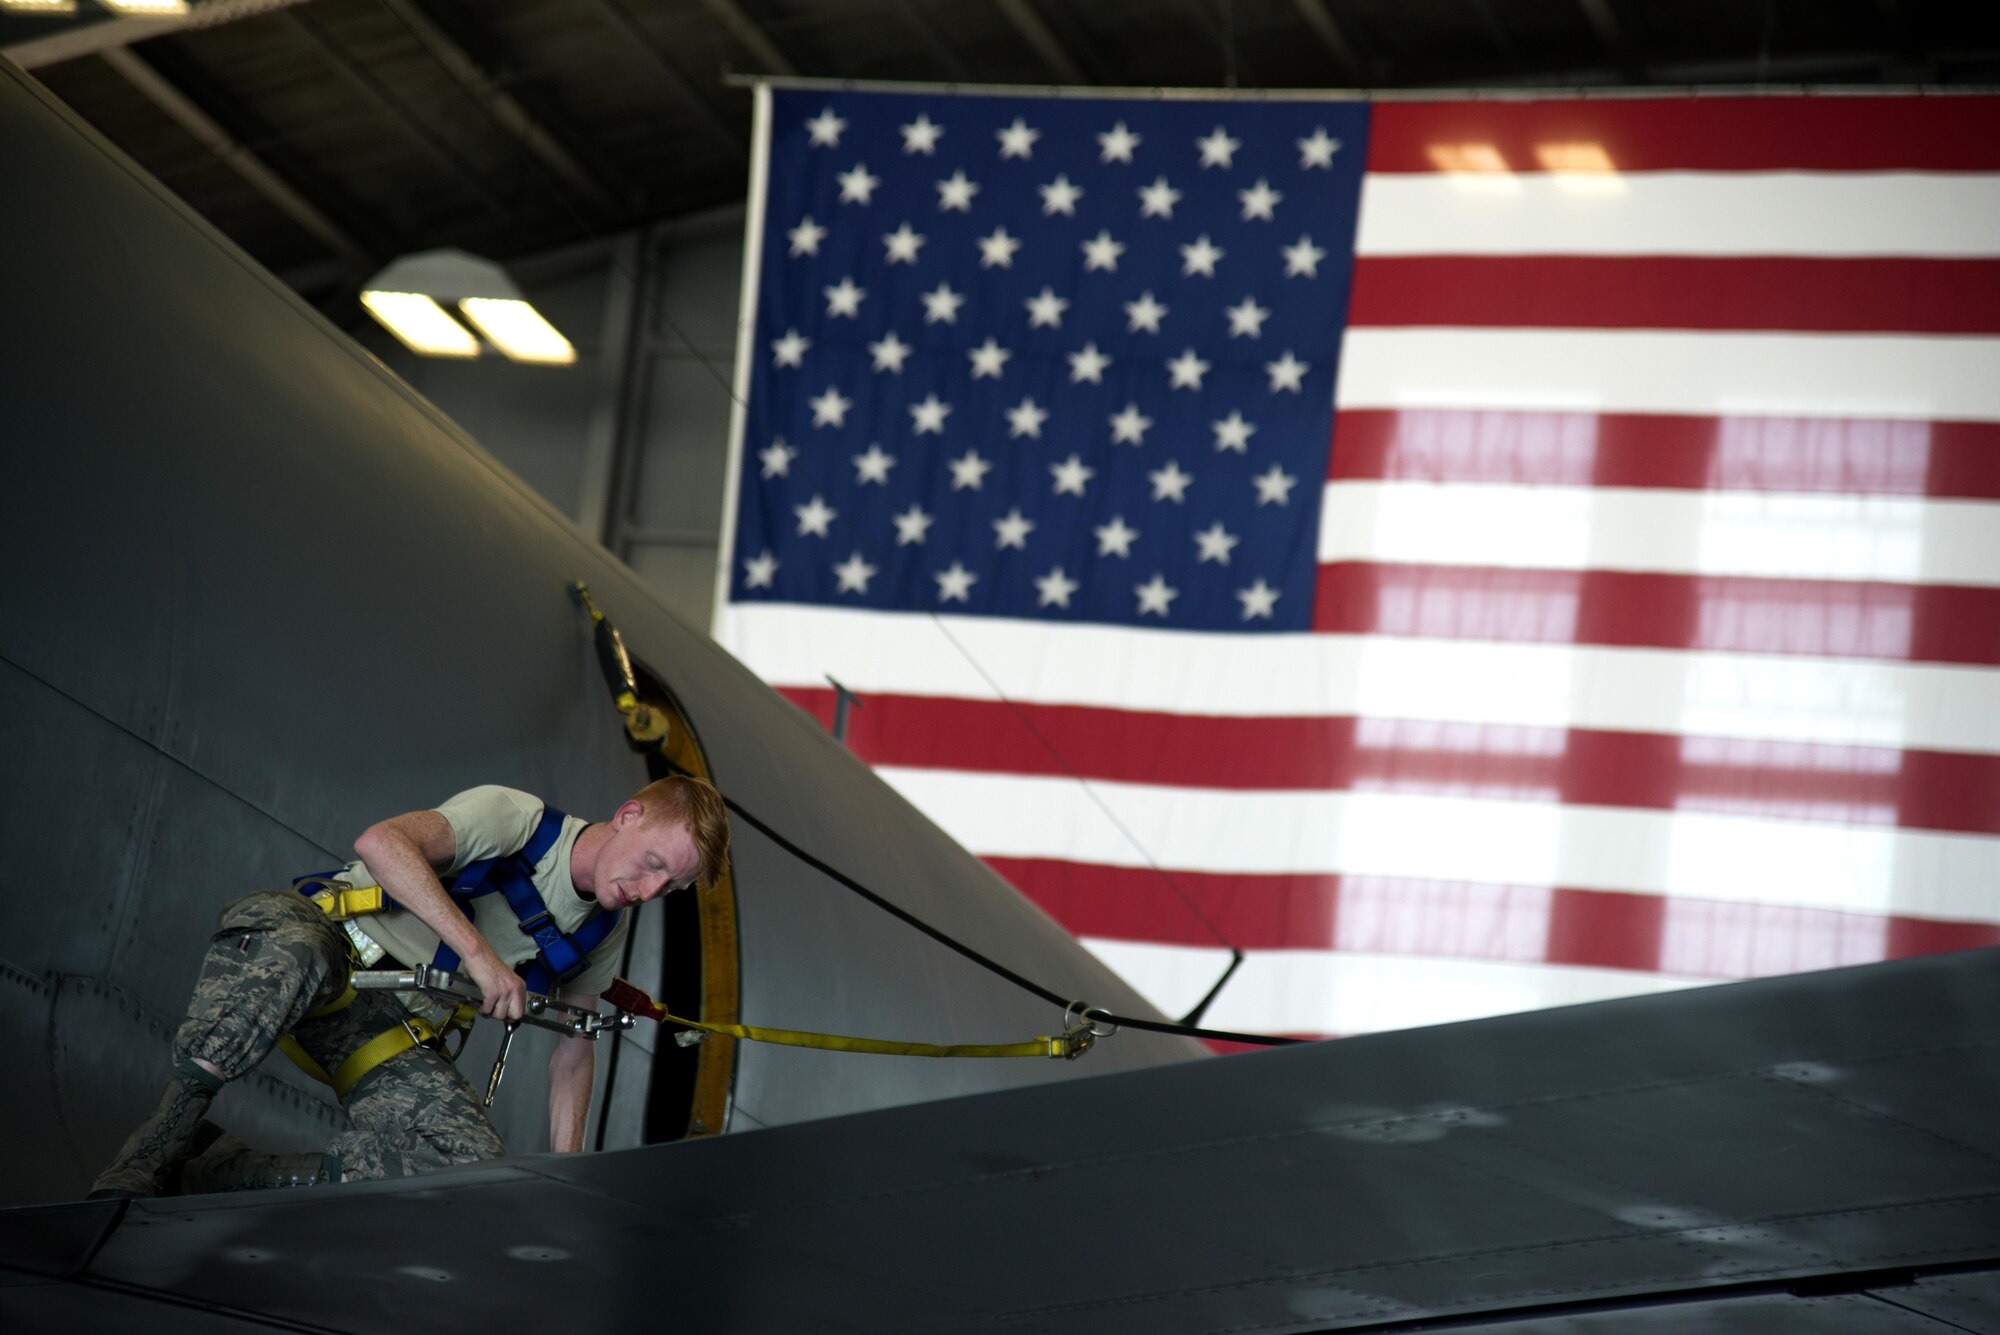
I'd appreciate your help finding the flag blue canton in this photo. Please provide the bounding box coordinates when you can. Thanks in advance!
[731,88,1369,632]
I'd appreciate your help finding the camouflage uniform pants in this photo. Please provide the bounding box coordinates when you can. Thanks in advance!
[176,890,506,1182]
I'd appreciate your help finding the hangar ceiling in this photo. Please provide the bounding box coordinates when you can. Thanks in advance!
[6,0,1997,322]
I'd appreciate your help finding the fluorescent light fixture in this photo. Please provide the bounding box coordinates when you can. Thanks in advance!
[359,291,481,359]
[359,248,573,365]
[0,0,79,13]
[1535,141,1626,195]
[99,0,190,13]
[1426,143,1510,174]
[458,298,577,365]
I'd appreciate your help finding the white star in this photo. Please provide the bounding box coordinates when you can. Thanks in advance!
[1167,348,1211,391]
[1265,350,1309,393]
[900,113,944,155]
[869,331,912,373]
[1039,174,1083,216]
[838,163,881,204]
[1194,521,1240,564]
[997,117,1040,159]
[794,494,837,537]
[893,504,934,546]
[788,215,827,257]
[1298,127,1342,169]
[1081,229,1126,272]
[823,276,865,318]
[1049,453,1095,496]
[968,337,1012,379]
[936,170,980,211]
[805,108,846,147]
[948,449,993,491]
[1036,566,1081,608]
[1283,234,1327,278]
[833,551,878,593]
[742,549,778,588]
[978,226,1022,268]
[757,439,796,478]
[1225,296,1271,339]
[1238,178,1283,221]
[935,561,977,603]
[882,222,926,264]
[1094,515,1138,557]
[909,394,951,435]
[1109,403,1153,445]
[1148,460,1193,503]
[1237,578,1281,620]
[1025,287,1069,329]
[1007,396,1049,439]
[1196,125,1241,168]
[922,281,966,324]
[852,443,895,485]
[1135,573,1179,617]
[809,385,852,427]
[1211,410,1256,453]
[1098,121,1141,163]
[1137,175,1181,219]
[1067,342,1111,384]
[1180,234,1224,278]
[770,328,809,367]
[1253,463,1299,506]
[1124,291,1167,334]
[992,507,1035,549]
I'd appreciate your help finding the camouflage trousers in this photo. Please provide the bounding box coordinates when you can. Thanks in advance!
[176,890,505,1182]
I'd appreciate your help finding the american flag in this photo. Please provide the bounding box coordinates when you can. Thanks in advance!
[717,86,2000,1043]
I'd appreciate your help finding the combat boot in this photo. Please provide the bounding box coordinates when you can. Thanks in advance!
[87,1059,224,1199]
[179,1129,338,1193]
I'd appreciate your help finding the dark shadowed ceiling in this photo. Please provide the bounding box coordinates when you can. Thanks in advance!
[7,0,1998,315]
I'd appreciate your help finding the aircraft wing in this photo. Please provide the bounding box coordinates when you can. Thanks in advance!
[6,947,1996,1332]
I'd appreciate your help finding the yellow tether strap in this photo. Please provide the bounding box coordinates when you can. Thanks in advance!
[277,1016,446,1100]
[657,1012,1070,1059]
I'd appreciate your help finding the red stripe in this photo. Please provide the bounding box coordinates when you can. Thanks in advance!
[1328,410,2000,501]
[1366,97,2000,173]
[1348,257,2000,335]
[780,689,2000,837]
[993,857,2000,977]
[1310,563,2000,667]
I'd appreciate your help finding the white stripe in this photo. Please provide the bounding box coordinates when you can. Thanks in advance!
[1335,329,2000,422]
[1354,173,2000,257]
[1317,481,2000,586]
[878,768,2000,925]
[713,604,2000,753]
[1079,939,1709,1037]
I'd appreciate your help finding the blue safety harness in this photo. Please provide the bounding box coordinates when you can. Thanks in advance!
[429,806,622,995]
[296,806,622,996]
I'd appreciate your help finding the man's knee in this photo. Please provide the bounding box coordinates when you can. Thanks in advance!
[215,890,327,937]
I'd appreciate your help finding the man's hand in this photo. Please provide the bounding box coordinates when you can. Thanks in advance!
[462,948,528,1022]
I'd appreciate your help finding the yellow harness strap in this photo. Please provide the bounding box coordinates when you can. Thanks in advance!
[276,888,467,1099]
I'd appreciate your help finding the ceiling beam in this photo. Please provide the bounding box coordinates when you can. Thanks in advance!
[992,0,1089,84]
[693,0,797,77]
[3,0,314,70]
[892,0,976,83]
[280,6,512,223]
[97,45,371,267]
[1289,0,1370,84]
[584,0,745,153]
[378,0,620,221]
[1573,0,1647,81]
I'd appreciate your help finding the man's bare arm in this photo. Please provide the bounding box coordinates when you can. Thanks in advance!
[547,991,597,1152]
[353,810,527,1022]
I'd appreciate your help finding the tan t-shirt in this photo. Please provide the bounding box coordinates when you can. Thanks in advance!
[339,785,628,1001]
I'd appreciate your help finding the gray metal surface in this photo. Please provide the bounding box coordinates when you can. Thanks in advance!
[4,950,1996,1332]
[0,51,1198,1205]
